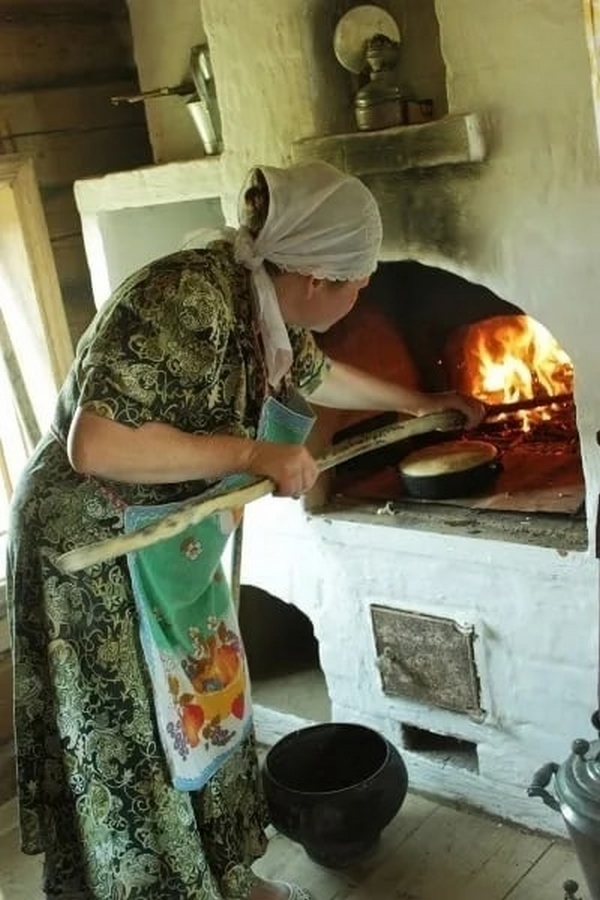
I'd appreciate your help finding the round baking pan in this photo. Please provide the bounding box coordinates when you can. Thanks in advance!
[398,439,502,500]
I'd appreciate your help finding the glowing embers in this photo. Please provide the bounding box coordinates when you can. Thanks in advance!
[448,315,573,431]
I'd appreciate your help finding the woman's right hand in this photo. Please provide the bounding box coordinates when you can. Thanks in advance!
[420,391,486,430]
[246,441,320,498]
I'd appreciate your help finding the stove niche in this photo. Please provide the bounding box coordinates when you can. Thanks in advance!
[313,261,585,551]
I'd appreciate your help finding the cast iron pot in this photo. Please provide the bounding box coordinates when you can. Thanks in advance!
[262,723,408,869]
[398,439,502,500]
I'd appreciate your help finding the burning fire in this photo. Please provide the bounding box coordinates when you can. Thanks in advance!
[456,315,573,430]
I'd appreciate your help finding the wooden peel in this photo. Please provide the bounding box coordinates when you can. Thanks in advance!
[55,409,464,574]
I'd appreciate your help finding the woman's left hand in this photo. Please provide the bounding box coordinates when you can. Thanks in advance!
[421,392,487,430]
[311,360,487,430]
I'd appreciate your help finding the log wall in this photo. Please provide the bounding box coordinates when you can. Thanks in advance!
[0,0,152,343]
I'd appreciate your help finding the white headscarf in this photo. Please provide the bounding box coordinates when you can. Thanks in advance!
[184,161,383,386]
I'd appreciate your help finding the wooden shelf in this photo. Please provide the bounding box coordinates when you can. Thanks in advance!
[292,112,486,175]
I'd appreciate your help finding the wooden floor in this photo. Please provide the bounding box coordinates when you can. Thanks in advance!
[0,792,585,900]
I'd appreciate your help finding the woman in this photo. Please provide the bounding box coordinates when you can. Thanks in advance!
[7,161,483,900]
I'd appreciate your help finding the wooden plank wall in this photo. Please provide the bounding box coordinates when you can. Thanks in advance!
[0,0,152,802]
[0,0,153,344]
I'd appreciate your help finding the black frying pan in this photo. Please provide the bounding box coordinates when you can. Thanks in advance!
[398,439,502,500]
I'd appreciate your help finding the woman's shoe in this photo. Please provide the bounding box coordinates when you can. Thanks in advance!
[221,866,314,900]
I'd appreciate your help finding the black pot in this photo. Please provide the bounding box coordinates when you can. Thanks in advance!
[262,723,408,869]
[398,439,502,500]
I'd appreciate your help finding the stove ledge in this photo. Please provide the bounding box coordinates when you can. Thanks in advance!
[311,496,588,554]
[292,112,486,176]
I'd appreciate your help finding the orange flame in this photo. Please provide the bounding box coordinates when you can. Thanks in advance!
[457,315,573,430]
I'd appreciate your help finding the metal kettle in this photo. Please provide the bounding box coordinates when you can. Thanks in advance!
[528,711,600,900]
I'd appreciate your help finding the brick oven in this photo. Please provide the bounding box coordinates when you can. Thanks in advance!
[76,0,600,834]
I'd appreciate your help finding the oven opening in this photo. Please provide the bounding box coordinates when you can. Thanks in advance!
[313,261,586,552]
[238,585,331,724]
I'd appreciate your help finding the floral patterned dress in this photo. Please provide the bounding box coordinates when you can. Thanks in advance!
[6,243,329,900]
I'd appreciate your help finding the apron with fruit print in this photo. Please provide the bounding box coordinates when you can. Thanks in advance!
[124,389,315,791]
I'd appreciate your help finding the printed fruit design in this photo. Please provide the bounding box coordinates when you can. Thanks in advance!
[171,622,247,748]
[212,643,240,685]
[180,702,205,748]
[231,693,245,720]
[191,626,241,692]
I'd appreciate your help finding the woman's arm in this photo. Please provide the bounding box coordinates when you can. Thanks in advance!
[309,360,485,428]
[67,409,319,496]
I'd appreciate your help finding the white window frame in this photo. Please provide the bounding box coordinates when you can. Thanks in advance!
[0,154,74,614]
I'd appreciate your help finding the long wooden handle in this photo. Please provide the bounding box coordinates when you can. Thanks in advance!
[55,409,463,574]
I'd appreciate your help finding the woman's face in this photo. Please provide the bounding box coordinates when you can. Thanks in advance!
[272,270,370,332]
[304,276,370,332]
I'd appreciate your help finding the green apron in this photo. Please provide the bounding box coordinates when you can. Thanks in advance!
[125,390,315,790]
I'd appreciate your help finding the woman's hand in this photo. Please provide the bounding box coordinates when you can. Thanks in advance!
[311,361,486,430]
[246,441,320,498]
[68,409,318,488]
[67,410,321,494]
[420,391,487,430]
